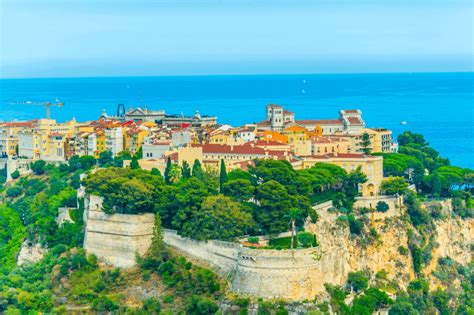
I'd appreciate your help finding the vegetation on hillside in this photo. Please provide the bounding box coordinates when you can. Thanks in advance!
[0,130,472,313]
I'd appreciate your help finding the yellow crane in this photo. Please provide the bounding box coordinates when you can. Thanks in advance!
[11,100,64,119]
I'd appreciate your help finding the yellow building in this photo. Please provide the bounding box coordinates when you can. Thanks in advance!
[124,128,149,155]
[261,130,288,143]
[0,121,35,157]
[363,128,393,153]
[309,136,355,155]
[282,125,308,144]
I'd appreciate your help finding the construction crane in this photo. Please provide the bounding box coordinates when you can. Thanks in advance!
[11,99,64,119]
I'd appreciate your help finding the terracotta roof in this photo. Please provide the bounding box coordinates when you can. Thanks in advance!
[256,120,271,126]
[251,139,287,146]
[283,110,294,115]
[343,109,359,113]
[193,143,289,157]
[1,121,36,128]
[267,104,282,108]
[296,119,343,125]
[347,117,363,125]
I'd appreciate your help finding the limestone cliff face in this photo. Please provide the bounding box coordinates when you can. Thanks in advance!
[306,206,414,293]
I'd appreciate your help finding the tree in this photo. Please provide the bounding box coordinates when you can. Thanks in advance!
[284,208,301,249]
[31,160,46,175]
[147,213,168,265]
[151,167,162,177]
[376,201,389,212]
[192,159,204,179]
[172,178,210,230]
[98,151,113,167]
[389,301,417,315]
[222,179,255,202]
[182,161,191,179]
[113,150,132,167]
[360,132,372,154]
[164,157,172,184]
[0,205,26,273]
[381,177,408,195]
[254,180,292,233]
[181,195,253,241]
[79,155,96,170]
[398,131,427,147]
[10,170,20,179]
[347,271,369,292]
[348,214,364,235]
[219,159,228,192]
[130,156,140,170]
[168,164,181,184]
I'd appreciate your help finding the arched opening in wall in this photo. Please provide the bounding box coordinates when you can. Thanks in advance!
[367,183,375,196]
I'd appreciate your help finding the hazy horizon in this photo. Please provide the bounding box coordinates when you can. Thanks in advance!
[1,70,473,81]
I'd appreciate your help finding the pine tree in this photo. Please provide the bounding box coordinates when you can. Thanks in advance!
[148,213,167,263]
[164,157,172,184]
[182,161,191,179]
[360,132,372,154]
[219,159,228,191]
[130,156,140,169]
[192,159,203,179]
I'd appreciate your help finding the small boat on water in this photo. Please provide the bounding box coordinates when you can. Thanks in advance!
[400,120,408,125]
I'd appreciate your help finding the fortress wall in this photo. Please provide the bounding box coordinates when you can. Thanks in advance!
[163,229,328,300]
[163,229,240,275]
[84,195,155,268]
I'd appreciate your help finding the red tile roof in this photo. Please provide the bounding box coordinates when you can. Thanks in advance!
[347,117,363,125]
[1,121,36,128]
[256,120,271,126]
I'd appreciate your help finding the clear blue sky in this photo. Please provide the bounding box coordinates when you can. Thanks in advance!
[0,0,472,78]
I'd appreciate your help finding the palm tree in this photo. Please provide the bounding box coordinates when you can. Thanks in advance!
[284,208,301,249]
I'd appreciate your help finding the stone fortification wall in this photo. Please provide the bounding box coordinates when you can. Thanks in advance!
[163,229,323,300]
[354,195,402,212]
[163,229,240,275]
[84,195,155,268]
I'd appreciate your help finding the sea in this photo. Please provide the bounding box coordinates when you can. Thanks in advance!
[0,72,473,168]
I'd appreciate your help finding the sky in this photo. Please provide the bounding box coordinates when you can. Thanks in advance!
[0,0,473,78]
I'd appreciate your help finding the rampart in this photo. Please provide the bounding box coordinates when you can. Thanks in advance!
[83,195,155,268]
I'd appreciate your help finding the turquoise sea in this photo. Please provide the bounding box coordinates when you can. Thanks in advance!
[0,72,473,168]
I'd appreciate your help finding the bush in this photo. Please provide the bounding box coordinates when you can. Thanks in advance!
[92,295,118,312]
[185,295,218,314]
[398,246,408,255]
[11,170,20,179]
[347,271,369,292]
[376,201,389,213]
[348,215,364,235]
[142,297,161,314]
[31,160,46,175]
[297,232,317,248]
[248,236,259,244]
[6,187,22,197]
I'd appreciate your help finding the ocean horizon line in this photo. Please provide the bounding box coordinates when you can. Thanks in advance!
[1,70,473,81]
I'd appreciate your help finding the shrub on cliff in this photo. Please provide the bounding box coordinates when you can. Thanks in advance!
[376,201,389,212]
[347,271,369,292]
